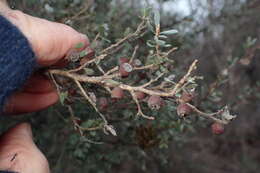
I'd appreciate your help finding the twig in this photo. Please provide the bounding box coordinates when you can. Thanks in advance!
[49,69,183,97]
[100,20,147,54]
[74,79,108,125]
[49,73,62,96]
[162,47,178,58]
[68,54,107,73]
[134,63,159,70]
[105,66,118,75]
[129,45,139,63]
[171,59,198,94]
[69,0,93,21]
[141,73,165,88]
[130,91,154,120]
[186,103,227,125]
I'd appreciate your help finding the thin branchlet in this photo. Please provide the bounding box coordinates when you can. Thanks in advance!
[48,17,234,138]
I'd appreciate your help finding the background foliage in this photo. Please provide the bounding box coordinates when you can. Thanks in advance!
[1,0,260,172]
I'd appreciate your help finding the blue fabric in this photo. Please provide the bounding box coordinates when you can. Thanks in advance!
[0,171,18,173]
[0,15,36,112]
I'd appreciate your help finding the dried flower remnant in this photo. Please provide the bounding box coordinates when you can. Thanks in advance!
[148,95,164,110]
[120,63,133,77]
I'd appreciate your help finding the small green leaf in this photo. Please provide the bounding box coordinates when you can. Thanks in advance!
[146,40,156,47]
[160,66,169,73]
[84,68,95,75]
[104,79,120,86]
[163,44,172,47]
[160,29,178,35]
[124,27,132,36]
[81,119,96,128]
[75,42,85,49]
[159,35,168,39]
[59,91,68,105]
[153,9,160,26]
[79,50,87,58]
[155,39,166,46]
[142,7,151,17]
[147,21,155,32]
[154,36,166,46]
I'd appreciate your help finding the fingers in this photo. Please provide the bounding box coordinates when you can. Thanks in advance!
[4,73,59,115]
[27,15,89,66]
[5,91,59,115]
[0,123,50,173]
[0,123,33,171]
[0,123,33,146]
[35,18,89,66]
[22,74,56,94]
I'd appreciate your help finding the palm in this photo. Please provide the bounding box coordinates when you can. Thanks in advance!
[0,123,50,173]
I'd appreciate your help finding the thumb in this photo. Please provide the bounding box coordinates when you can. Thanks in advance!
[4,9,89,66]
[0,123,50,173]
[0,123,33,146]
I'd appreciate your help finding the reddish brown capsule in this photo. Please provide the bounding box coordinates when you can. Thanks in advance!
[211,123,225,135]
[119,63,133,77]
[135,91,146,100]
[98,97,109,111]
[180,91,195,103]
[111,87,124,99]
[177,103,193,117]
[148,95,164,110]
[119,57,129,64]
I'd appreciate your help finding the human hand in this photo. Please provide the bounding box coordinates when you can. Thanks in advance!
[0,123,50,173]
[0,1,89,114]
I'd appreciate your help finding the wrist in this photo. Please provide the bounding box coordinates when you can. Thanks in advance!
[0,14,36,111]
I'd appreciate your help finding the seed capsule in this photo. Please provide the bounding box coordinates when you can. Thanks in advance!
[98,97,109,111]
[177,103,193,117]
[180,91,195,103]
[211,123,225,135]
[119,63,133,77]
[148,95,164,110]
[111,87,124,99]
[119,57,129,64]
[135,91,146,100]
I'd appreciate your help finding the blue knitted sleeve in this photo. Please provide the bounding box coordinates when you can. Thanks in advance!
[0,15,36,112]
[0,171,18,173]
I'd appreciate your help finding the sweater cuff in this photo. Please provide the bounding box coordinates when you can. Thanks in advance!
[0,15,36,112]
